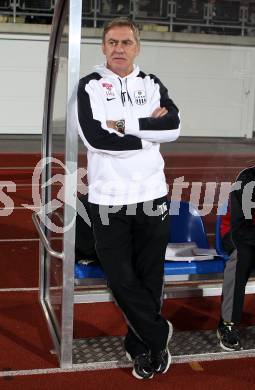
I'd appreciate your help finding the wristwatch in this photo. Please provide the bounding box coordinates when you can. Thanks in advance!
[115,119,125,133]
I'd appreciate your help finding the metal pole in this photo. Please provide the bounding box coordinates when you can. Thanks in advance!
[59,0,82,368]
[93,0,97,28]
[13,0,16,23]
[240,6,248,37]
[168,1,176,33]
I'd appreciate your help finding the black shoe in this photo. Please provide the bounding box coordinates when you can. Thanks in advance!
[217,319,242,351]
[126,352,154,379]
[152,320,173,374]
[152,348,171,374]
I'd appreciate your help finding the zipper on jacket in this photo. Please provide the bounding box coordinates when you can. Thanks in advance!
[118,78,133,106]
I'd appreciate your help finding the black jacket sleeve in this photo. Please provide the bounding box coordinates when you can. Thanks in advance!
[139,74,180,131]
[231,168,255,246]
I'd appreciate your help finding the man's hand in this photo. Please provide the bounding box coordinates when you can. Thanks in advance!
[151,107,168,118]
[106,120,116,129]
[106,120,125,134]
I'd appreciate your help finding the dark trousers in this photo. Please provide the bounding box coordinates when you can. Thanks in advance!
[221,235,255,323]
[75,194,98,262]
[89,196,169,356]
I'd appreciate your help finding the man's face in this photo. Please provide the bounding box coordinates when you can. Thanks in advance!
[102,26,140,77]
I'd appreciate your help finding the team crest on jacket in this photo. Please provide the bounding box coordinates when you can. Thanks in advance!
[134,90,147,105]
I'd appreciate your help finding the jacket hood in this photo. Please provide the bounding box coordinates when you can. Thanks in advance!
[93,63,140,80]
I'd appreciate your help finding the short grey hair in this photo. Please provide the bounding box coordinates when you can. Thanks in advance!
[103,17,140,44]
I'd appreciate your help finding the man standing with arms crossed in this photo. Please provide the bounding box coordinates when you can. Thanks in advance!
[77,17,180,379]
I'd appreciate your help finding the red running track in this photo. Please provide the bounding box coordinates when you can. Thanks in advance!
[1,153,255,389]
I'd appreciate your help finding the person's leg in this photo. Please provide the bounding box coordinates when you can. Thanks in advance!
[89,202,168,354]
[221,244,254,323]
[131,196,172,374]
[75,194,98,262]
[218,244,255,351]
[124,198,169,358]
[132,197,170,340]
[124,326,148,357]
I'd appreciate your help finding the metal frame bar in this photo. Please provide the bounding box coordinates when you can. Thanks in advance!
[59,0,82,368]
[37,0,82,369]
[39,0,66,366]
[73,278,255,304]
[1,0,254,36]
[32,212,64,259]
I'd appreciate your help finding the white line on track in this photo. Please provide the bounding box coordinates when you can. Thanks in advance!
[1,349,255,378]
[0,167,35,170]
[9,184,37,187]
[2,207,40,210]
[0,361,129,378]
[0,366,94,378]
[0,287,38,292]
[0,238,39,242]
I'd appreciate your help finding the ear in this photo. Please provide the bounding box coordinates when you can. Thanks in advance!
[136,42,140,56]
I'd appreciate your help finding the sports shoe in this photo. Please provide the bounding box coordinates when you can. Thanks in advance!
[152,320,173,374]
[126,352,154,379]
[217,319,242,351]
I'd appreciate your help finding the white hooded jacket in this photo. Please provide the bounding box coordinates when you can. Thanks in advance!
[77,64,180,205]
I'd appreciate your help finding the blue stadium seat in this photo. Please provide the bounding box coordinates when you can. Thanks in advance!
[75,200,226,279]
[169,200,209,249]
[75,261,105,279]
[164,200,225,276]
[164,258,225,276]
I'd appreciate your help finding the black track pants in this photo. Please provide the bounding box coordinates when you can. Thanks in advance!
[89,196,169,355]
[221,243,255,323]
